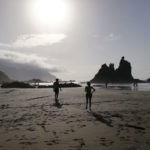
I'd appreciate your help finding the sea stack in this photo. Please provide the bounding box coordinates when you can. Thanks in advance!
[91,57,133,83]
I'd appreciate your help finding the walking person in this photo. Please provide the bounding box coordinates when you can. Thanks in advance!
[85,82,95,111]
[53,78,61,103]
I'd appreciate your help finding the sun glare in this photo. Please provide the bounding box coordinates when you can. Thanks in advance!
[30,0,71,29]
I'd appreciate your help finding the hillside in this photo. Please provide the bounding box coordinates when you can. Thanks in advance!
[0,71,11,83]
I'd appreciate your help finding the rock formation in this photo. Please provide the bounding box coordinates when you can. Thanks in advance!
[1,81,34,88]
[147,78,150,83]
[91,57,134,83]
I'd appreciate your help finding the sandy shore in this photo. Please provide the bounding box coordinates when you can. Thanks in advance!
[0,87,150,150]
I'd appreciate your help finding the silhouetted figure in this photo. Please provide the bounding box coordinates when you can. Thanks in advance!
[85,82,95,111]
[53,78,61,102]
[133,79,138,87]
[105,82,108,88]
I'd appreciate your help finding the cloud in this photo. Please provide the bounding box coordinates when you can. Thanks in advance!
[0,50,65,72]
[92,34,101,38]
[105,33,120,41]
[0,50,66,81]
[0,33,67,48]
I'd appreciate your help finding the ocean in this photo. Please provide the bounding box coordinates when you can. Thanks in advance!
[90,83,150,91]
[0,82,150,92]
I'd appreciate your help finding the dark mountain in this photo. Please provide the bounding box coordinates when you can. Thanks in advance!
[147,78,150,83]
[0,57,56,82]
[5,68,56,82]
[0,71,11,83]
[0,63,56,82]
[91,57,134,83]
[27,79,45,83]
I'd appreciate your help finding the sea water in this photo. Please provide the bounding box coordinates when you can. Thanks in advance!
[89,83,150,91]
[0,83,150,92]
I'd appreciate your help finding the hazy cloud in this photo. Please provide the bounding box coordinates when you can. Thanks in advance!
[0,34,67,48]
[105,33,120,41]
[92,34,101,38]
[0,50,66,80]
[0,50,64,72]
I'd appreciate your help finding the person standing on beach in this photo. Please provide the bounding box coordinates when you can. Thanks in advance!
[133,79,138,87]
[53,78,61,102]
[85,82,95,111]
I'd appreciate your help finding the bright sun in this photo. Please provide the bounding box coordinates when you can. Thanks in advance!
[30,0,70,29]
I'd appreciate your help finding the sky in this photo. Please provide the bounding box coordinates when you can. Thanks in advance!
[0,0,150,81]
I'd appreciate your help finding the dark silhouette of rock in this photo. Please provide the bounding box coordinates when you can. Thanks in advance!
[0,60,56,81]
[60,83,82,88]
[38,83,81,88]
[115,57,133,82]
[91,57,134,83]
[28,79,44,83]
[91,63,115,83]
[1,81,34,88]
[27,78,45,87]
[0,71,11,83]
[147,78,150,83]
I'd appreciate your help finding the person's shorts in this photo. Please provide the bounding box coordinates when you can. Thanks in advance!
[86,93,92,99]
[54,89,59,94]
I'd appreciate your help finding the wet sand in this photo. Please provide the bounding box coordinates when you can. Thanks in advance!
[0,87,150,150]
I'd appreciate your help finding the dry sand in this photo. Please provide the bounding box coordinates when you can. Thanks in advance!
[0,87,150,150]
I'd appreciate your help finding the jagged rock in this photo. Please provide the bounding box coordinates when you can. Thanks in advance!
[115,57,133,82]
[27,79,45,83]
[38,83,81,88]
[60,83,82,88]
[147,78,150,83]
[91,57,134,83]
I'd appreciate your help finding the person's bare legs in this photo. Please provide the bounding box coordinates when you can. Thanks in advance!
[55,91,59,103]
[89,98,91,111]
[86,94,88,109]
[55,93,57,99]
[89,94,92,111]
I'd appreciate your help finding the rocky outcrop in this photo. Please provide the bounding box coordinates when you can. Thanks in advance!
[147,78,150,83]
[91,57,134,83]
[1,81,34,88]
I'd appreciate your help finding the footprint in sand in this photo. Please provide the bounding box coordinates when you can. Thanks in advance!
[146,140,150,145]
[73,138,85,149]
[52,131,57,135]
[63,129,75,134]
[26,127,36,131]
[6,139,12,142]
[0,104,9,109]
[80,124,86,128]
[99,137,114,147]
[19,141,37,145]
[45,139,60,146]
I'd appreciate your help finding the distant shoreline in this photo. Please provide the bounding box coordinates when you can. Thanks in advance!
[1,82,150,91]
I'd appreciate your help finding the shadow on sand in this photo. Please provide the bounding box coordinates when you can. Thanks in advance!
[53,100,63,108]
[91,112,113,127]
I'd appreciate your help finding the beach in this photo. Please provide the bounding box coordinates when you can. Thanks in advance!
[0,87,150,150]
